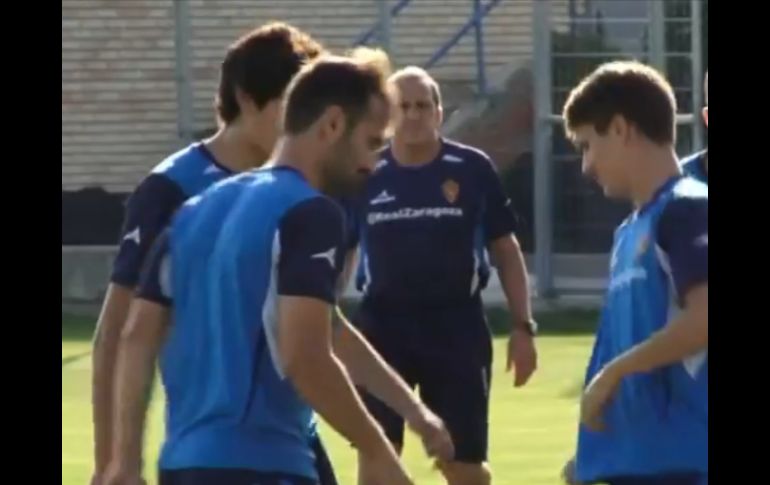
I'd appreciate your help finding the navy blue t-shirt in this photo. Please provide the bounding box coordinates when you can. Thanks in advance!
[111,143,232,287]
[680,150,708,185]
[350,138,518,309]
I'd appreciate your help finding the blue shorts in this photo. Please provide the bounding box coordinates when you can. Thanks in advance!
[355,300,492,463]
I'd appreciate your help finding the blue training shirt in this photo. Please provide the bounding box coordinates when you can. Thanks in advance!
[576,176,708,482]
[137,166,345,479]
[111,143,232,287]
[680,150,708,185]
[350,138,518,310]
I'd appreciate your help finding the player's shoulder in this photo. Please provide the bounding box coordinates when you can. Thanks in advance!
[150,142,232,196]
[281,194,346,235]
[679,150,706,170]
[440,138,494,167]
[671,175,708,201]
[656,177,708,233]
[679,150,707,180]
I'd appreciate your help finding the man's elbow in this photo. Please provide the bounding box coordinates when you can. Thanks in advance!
[118,300,168,351]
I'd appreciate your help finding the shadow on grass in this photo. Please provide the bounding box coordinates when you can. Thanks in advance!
[62,351,91,367]
[486,306,599,336]
[62,314,96,342]
[62,306,600,345]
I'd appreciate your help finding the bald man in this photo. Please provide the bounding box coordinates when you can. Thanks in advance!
[346,66,538,485]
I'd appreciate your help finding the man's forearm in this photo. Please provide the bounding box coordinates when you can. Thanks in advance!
[492,236,533,325]
[609,305,707,378]
[287,348,388,455]
[91,283,134,473]
[333,312,421,421]
[337,248,358,298]
[111,302,168,471]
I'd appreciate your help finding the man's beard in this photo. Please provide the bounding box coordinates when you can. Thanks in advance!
[321,143,366,198]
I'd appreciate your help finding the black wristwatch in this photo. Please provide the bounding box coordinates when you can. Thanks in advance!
[514,319,538,337]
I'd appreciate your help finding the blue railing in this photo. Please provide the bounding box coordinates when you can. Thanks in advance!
[353,0,504,97]
[352,0,413,46]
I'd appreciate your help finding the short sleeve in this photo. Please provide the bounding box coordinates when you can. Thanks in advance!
[477,155,518,242]
[278,197,346,304]
[656,196,708,301]
[135,228,173,308]
[110,174,186,288]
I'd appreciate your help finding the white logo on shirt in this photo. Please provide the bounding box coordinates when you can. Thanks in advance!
[370,190,396,205]
[123,227,141,245]
[204,164,221,175]
[311,247,337,269]
[442,154,464,163]
[695,233,708,247]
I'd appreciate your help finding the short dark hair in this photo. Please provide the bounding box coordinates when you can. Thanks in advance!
[704,70,708,105]
[216,22,324,124]
[563,61,677,145]
[282,48,391,135]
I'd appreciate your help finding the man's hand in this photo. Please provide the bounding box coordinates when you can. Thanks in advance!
[580,364,622,432]
[405,402,455,461]
[506,328,537,387]
[102,463,145,485]
[358,442,414,485]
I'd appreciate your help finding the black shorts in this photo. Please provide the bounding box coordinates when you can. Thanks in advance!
[607,473,706,485]
[159,468,317,485]
[355,300,492,463]
[158,436,335,485]
[311,433,338,485]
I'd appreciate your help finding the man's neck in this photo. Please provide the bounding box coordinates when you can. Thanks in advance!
[271,136,322,190]
[391,135,442,166]
[629,146,681,210]
[205,125,268,173]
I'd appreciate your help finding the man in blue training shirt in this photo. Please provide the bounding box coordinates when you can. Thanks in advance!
[89,23,330,485]
[680,71,708,184]
[348,67,537,485]
[561,62,708,485]
[105,52,454,485]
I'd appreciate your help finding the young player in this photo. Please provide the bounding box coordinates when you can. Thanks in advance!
[89,22,326,485]
[348,66,537,485]
[104,52,454,485]
[561,61,708,485]
[680,71,708,184]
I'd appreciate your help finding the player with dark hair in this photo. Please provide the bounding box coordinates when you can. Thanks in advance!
[90,22,325,485]
[104,51,454,485]
[680,70,708,183]
[560,61,708,485]
[349,66,537,485]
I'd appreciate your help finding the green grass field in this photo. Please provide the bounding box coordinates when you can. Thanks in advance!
[62,309,597,485]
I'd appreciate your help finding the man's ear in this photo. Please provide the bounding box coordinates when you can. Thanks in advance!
[317,105,347,144]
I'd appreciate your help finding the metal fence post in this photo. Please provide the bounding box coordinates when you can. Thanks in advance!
[533,0,554,299]
[173,0,194,144]
[472,0,488,97]
[648,0,665,73]
[377,0,393,61]
[691,0,704,150]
